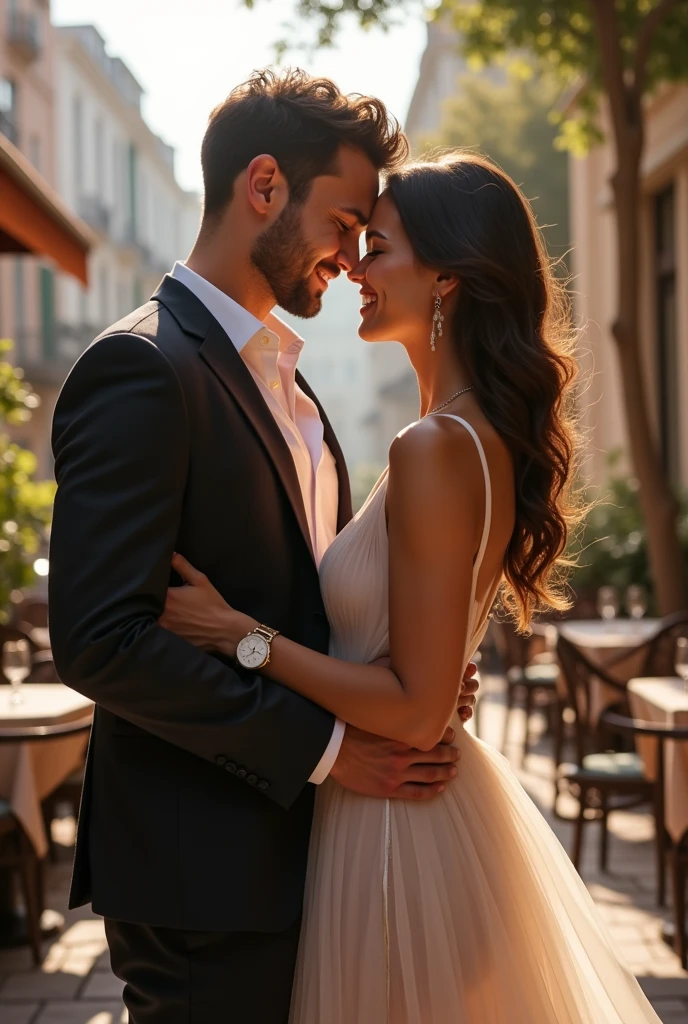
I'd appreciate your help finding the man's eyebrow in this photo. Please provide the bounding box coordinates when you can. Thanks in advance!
[337,206,369,227]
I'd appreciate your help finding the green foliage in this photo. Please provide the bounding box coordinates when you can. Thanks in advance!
[0,341,55,621]
[569,453,688,607]
[260,0,688,153]
[425,71,570,257]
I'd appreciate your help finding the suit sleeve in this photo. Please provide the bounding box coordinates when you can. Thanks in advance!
[49,332,335,810]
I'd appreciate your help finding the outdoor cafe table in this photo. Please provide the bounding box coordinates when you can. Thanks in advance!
[627,676,688,845]
[0,684,92,858]
[0,684,92,946]
[557,619,661,724]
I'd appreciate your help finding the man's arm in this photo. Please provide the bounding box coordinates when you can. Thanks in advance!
[49,332,335,810]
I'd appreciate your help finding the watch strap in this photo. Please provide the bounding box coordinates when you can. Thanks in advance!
[252,624,280,643]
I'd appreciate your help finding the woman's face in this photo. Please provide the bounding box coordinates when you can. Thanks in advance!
[349,192,438,347]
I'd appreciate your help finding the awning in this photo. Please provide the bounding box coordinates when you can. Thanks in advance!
[0,132,96,285]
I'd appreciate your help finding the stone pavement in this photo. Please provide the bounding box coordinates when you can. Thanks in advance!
[0,674,686,1022]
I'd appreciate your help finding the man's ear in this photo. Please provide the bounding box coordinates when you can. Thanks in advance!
[245,154,289,220]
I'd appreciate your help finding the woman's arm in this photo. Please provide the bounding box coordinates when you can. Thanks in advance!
[162,420,488,750]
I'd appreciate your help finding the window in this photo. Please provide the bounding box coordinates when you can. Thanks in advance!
[654,184,679,484]
[40,266,55,359]
[73,95,83,197]
[94,117,104,196]
[14,258,25,356]
[0,78,18,145]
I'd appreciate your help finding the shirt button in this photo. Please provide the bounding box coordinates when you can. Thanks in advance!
[257,780,269,791]
[261,335,270,346]
[236,768,247,780]
[270,381,280,390]
[216,755,227,767]
[247,774,258,785]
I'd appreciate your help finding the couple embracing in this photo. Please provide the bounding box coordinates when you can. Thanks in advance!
[49,69,660,1023]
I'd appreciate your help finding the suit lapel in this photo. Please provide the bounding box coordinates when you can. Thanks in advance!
[296,370,353,531]
[154,276,316,563]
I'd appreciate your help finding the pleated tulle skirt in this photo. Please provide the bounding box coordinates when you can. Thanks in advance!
[289,716,660,1024]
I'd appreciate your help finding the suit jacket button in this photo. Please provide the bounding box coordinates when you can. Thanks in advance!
[257,780,269,791]
[236,768,247,779]
[216,755,227,767]
[225,762,237,773]
[247,774,258,785]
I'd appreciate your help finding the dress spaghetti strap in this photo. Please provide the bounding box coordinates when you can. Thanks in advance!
[434,414,493,586]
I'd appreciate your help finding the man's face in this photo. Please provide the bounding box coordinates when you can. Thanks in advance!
[251,145,379,318]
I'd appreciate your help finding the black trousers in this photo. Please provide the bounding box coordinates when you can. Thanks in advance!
[105,917,302,1024]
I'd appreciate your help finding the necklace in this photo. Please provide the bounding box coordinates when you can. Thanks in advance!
[428,385,474,416]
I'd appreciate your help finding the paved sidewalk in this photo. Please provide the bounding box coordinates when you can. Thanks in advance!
[0,674,686,1022]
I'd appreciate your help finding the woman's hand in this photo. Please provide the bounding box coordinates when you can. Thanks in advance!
[160,553,257,658]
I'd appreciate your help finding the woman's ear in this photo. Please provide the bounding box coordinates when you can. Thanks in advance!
[435,273,460,301]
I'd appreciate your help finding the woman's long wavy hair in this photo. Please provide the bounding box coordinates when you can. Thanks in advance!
[386,152,582,630]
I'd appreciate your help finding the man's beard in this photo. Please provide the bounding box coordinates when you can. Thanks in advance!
[250,203,328,319]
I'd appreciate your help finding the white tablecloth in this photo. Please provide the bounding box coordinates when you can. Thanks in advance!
[0,684,92,857]
[628,676,688,844]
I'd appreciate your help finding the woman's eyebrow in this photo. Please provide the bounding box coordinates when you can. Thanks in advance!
[366,229,388,242]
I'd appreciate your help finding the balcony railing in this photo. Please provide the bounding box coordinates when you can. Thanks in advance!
[78,196,111,235]
[0,110,19,146]
[7,10,42,62]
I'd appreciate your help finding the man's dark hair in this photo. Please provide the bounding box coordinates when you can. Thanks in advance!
[201,68,408,219]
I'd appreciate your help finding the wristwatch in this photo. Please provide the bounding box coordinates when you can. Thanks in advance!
[236,624,280,671]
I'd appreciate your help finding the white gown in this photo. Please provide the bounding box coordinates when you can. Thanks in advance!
[289,415,661,1023]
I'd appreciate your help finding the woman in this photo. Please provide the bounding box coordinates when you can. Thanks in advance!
[161,154,660,1023]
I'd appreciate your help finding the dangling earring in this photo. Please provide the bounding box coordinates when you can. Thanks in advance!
[430,294,443,352]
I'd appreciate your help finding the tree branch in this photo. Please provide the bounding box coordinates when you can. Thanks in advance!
[633,0,682,97]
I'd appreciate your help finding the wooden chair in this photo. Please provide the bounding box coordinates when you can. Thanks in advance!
[0,800,42,964]
[494,620,560,766]
[639,611,688,677]
[11,596,48,630]
[555,636,660,887]
[0,715,93,962]
[601,709,688,968]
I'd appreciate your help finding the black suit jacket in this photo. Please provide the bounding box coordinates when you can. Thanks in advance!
[49,275,353,932]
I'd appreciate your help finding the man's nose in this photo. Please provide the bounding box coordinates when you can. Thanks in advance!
[337,237,362,274]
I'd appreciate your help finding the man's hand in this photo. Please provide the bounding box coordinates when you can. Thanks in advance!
[330,724,460,801]
[458,661,479,723]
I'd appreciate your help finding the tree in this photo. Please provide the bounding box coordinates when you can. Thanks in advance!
[270,0,688,613]
[0,342,55,621]
[426,71,570,261]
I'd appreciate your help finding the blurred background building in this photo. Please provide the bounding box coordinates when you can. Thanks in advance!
[0,7,199,474]
[570,82,688,492]
[0,4,686,496]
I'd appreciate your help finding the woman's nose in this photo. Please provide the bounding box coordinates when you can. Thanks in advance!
[348,258,366,283]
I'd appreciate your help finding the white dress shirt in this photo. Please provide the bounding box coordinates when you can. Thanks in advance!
[171,262,345,783]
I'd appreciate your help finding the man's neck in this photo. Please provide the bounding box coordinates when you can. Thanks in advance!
[185,243,274,323]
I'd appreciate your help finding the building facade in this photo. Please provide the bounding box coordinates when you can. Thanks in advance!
[569,83,688,493]
[0,0,60,461]
[53,25,200,460]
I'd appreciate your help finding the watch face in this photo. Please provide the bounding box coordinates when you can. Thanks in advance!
[237,634,269,669]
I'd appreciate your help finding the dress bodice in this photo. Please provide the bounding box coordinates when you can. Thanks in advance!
[319,415,495,670]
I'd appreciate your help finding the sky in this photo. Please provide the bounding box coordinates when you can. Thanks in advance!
[52,0,429,194]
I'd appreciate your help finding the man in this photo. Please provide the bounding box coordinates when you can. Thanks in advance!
[49,69,477,1023]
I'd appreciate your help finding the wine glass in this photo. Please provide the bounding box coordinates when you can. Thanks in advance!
[675,637,688,691]
[3,639,31,706]
[626,585,648,620]
[597,585,620,622]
